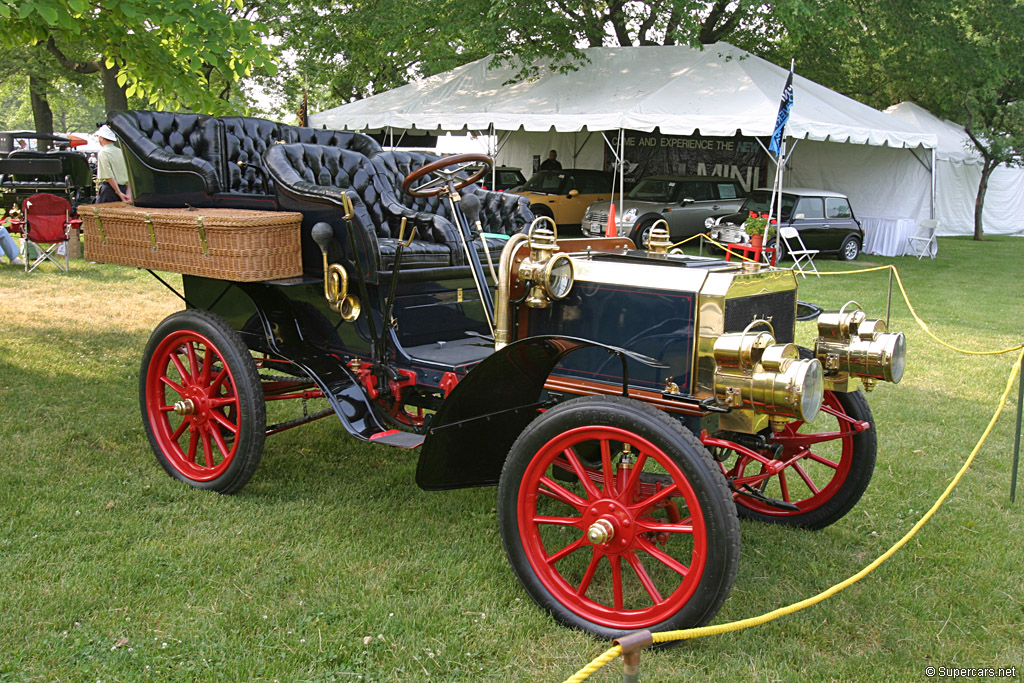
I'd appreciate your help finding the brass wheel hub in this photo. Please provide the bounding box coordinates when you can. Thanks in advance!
[173,398,196,415]
[585,500,635,551]
[587,518,616,545]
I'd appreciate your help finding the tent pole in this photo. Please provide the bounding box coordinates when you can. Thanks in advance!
[931,147,936,220]
[619,128,625,216]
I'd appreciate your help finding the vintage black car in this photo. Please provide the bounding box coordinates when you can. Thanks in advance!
[98,110,906,640]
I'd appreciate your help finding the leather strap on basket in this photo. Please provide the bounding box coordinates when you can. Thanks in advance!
[144,213,156,251]
[196,216,209,257]
[92,206,106,244]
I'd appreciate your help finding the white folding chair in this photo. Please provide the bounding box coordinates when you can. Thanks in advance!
[906,219,938,259]
[778,226,819,278]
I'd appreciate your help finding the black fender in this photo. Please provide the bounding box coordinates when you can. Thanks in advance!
[416,335,664,490]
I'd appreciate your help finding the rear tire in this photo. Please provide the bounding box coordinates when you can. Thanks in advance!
[839,236,861,261]
[498,395,740,639]
[140,310,265,494]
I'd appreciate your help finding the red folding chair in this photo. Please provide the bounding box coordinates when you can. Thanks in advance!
[21,193,73,273]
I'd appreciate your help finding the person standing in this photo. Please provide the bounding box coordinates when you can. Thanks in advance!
[95,125,131,204]
[540,149,562,171]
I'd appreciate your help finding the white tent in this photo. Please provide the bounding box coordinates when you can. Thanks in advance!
[885,102,1024,236]
[313,43,941,252]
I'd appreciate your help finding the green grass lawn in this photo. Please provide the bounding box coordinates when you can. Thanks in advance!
[1,236,1022,682]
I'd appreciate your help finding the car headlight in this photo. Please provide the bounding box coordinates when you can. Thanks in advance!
[622,208,638,223]
[815,302,907,386]
[544,253,574,299]
[705,216,718,229]
[713,326,824,423]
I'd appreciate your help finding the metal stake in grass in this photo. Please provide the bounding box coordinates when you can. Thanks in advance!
[1011,366,1022,503]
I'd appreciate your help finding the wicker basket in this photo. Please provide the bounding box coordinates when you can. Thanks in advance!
[81,203,302,281]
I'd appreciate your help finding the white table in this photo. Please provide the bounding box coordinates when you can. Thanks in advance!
[860,215,935,257]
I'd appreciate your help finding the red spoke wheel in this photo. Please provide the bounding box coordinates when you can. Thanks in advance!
[722,389,876,529]
[140,310,265,494]
[373,387,429,433]
[498,396,739,639]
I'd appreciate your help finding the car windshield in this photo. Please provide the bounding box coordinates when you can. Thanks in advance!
[520,171,567,194]
[740,191,797,221]
[627,178,680,203]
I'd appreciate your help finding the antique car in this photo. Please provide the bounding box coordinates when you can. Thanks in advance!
[91,110,906,640]
[582,175,746,245]
[0,131,96,208]
[707,187,864,261]
[512,168,614,228]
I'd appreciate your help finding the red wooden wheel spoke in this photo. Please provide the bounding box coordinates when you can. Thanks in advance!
[625,551,663,604]
[170,420,189,442]
[209,368,229,394]
[209,397,237,409]
[778,470,791,502]
[534,515,583,528]
[609,555,624,611]
[600,440,616,497]
[538,476,589,511]
[199,349,212,383]
[576,548,603,598]
[547,536,588,565]
[169,350,193,386]
[159,375,186,397]
[635,536,690,577]
[628,482,679,515]
[209,426,232,460]
[200,430,214,468]
[792,462,820,494]
[804,450,840,469]
[186,429,199,463]
[184,341,200,380]
[564,447,601,501]
[209,409,239,434]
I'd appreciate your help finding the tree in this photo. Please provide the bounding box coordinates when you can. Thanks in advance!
[773,0,1024,240]
[0,0,278,129]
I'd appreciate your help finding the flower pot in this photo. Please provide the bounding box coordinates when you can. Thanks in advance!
[749,233,764,249]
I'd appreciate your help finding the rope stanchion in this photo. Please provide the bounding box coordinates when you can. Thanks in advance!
[563,348,1024,683]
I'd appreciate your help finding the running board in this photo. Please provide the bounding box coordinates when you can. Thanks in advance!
[370,430,425,449]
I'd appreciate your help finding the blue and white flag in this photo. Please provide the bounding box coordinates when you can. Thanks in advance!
[768,67,794,157]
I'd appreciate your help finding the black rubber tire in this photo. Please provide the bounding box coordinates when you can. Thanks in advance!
[839,236,861,261]
[529,204,554,220]
[629,218,657,249]
[497,395,740,639]
[140,309,265,494]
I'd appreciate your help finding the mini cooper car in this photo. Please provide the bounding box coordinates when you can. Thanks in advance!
[467,165,526,192]
[94,110,906,641]
[512,168,614,227]
[583,175,746,245]
[708,188,864,261]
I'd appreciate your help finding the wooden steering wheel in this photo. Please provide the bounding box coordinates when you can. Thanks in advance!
[401,153,493,197]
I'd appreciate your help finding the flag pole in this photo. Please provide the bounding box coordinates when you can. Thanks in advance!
[765,60,795,254]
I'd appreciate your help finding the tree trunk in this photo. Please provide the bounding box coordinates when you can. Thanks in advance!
[974,157,996,241]
[29,74,54,150]
[100,62,128,116]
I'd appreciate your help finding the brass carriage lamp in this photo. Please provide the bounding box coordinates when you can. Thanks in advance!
[712,322,825,424]
[518,216,575,308]
[815,302,906,389]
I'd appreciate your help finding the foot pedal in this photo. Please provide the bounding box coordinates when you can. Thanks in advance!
[369,429,425,449]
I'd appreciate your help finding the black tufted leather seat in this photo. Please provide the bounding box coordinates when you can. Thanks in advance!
[265,143,453,272]
[109,110,384,209]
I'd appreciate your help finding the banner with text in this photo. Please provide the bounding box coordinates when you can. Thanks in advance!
[607,131,768,192]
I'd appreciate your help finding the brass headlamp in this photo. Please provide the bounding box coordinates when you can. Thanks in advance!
[713,321,824,423]
[517,216,574,308]
[645,219,673,255]
[815,301,906,388]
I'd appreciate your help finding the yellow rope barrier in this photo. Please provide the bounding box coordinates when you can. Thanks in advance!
[816,264,1023,355]
[563,347,1024,683]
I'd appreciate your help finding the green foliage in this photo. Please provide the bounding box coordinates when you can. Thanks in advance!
[0,0,277,114]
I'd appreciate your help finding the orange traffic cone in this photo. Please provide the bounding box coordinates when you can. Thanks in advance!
[606,203,617,237]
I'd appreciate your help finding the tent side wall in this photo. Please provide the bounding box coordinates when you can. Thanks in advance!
[496,130,607,176]
[936,161,1024,236]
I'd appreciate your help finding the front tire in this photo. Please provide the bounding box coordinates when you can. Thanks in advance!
[629,219,657,249]
[721,390,876,529]
[140,309,266,494]
[497,396,740,639]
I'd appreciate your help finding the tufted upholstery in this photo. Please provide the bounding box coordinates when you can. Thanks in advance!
[109,110,222,193]
[221,116,285,194]
[285,126,382,157]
